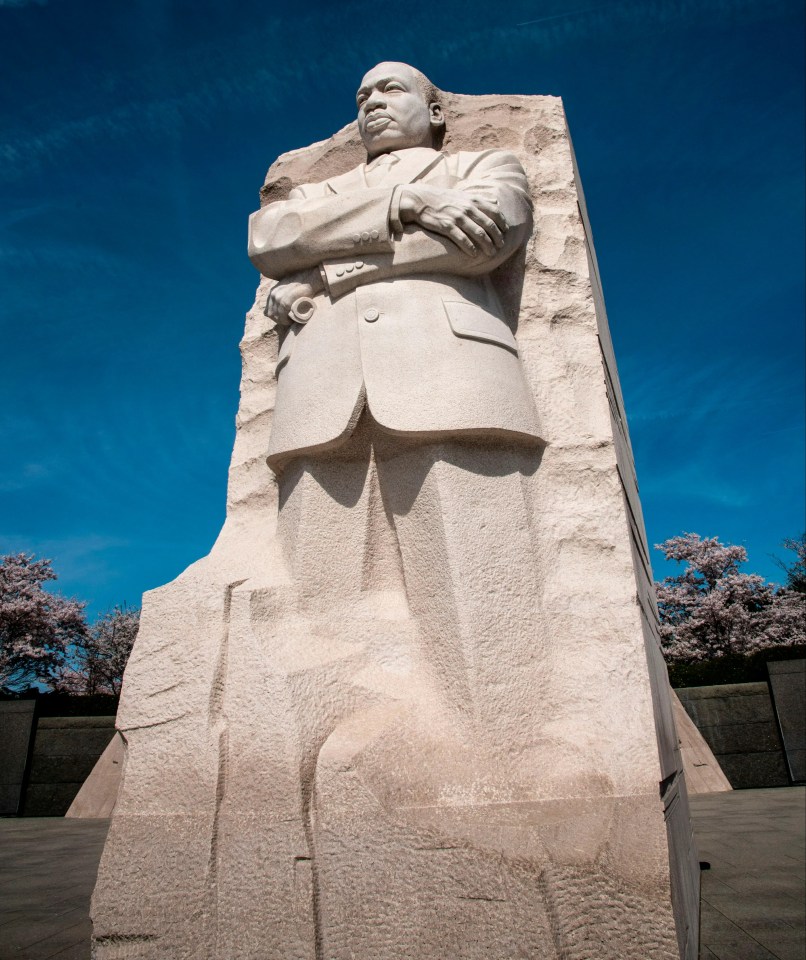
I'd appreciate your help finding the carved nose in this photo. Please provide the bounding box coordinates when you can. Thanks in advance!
[364,93,386,112]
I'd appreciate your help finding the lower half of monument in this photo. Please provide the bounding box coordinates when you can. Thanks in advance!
[92,423,698,960]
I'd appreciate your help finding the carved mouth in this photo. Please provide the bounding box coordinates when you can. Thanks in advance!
[364,114,393,132]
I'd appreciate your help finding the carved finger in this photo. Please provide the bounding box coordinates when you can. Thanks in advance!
[269,309,292,329]
[445,223,478,256]
[458,214,496,256]
[472,210,505,249]
[267,287,292,326]
[473,198,508,233]
[264,282,280,318]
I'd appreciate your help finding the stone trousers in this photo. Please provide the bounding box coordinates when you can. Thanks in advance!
[276,411,545,744]
[271,413,561,958]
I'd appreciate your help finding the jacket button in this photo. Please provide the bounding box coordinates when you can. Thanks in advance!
[364,308,379,323]
[370,229,379,240]
[355,261,364,269]
[361,231,370,242]
[352,233,361,243]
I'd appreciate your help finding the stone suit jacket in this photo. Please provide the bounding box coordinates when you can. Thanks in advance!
[248,146,543,470]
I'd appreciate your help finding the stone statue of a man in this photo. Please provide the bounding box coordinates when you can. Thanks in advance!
[244,64,552,952]
[246,59,544,750]
[248,61,542,465]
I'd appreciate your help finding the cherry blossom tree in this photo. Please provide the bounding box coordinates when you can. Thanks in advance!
[56,605,140,697]
[775,533,806,594]
[0,553,88,692]
[655,533,806,663]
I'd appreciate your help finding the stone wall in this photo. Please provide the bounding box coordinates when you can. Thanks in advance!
[21,716,116,817]
[677,684,789,789]
[0,701,37,815]
[767,659,806,783]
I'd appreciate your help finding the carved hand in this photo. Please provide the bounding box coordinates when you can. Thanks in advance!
[266,269,325,327]
[397,185,507,257]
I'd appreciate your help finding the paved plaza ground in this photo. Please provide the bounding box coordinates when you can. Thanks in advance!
[0,787,803,959]
[694,788,805,960]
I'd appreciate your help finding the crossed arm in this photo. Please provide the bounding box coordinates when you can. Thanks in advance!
[247,150,533,326]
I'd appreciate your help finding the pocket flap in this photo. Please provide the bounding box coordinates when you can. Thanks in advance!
[442,300,518,354]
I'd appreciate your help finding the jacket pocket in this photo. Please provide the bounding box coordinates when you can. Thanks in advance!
[442,300,519,354]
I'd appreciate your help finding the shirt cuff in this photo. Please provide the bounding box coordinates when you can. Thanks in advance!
[318,263,331,296]
[389,185,405,235]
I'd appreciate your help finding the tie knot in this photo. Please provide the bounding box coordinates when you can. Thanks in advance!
[367,153,396,171]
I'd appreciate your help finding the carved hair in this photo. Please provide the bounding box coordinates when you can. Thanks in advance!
[409,66,446,149]
[410,69,440,110]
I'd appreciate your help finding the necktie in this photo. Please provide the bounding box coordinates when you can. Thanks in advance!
[365,153,398,186]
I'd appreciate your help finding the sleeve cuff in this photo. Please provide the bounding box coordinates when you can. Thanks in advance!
[321,257,375,297]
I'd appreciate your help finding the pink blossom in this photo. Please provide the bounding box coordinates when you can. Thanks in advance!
[55,605,140,696]
[655,533,806,663]
[0,553,87,691]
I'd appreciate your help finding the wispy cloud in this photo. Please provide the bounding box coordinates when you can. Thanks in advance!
[621,352,799,431]
[434,0,794,72]
[516,6,601,28]
[639,460,753,508]
[0,532,129,597]
[0,238,131,278]
[0,14,328,179]
[2,0,793,180]
[0,376,234,519]
[618,347,804,511]
[511,0,794,39]
[0,460,55,493]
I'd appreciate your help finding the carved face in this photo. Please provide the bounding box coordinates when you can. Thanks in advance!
[356,62,443,159]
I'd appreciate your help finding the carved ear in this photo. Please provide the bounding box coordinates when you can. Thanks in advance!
[429,102,445,128]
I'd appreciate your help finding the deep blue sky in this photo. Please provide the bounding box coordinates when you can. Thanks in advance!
[1,0,803,617]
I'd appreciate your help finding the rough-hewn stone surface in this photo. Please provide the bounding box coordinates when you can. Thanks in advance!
[92,93,700,958]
